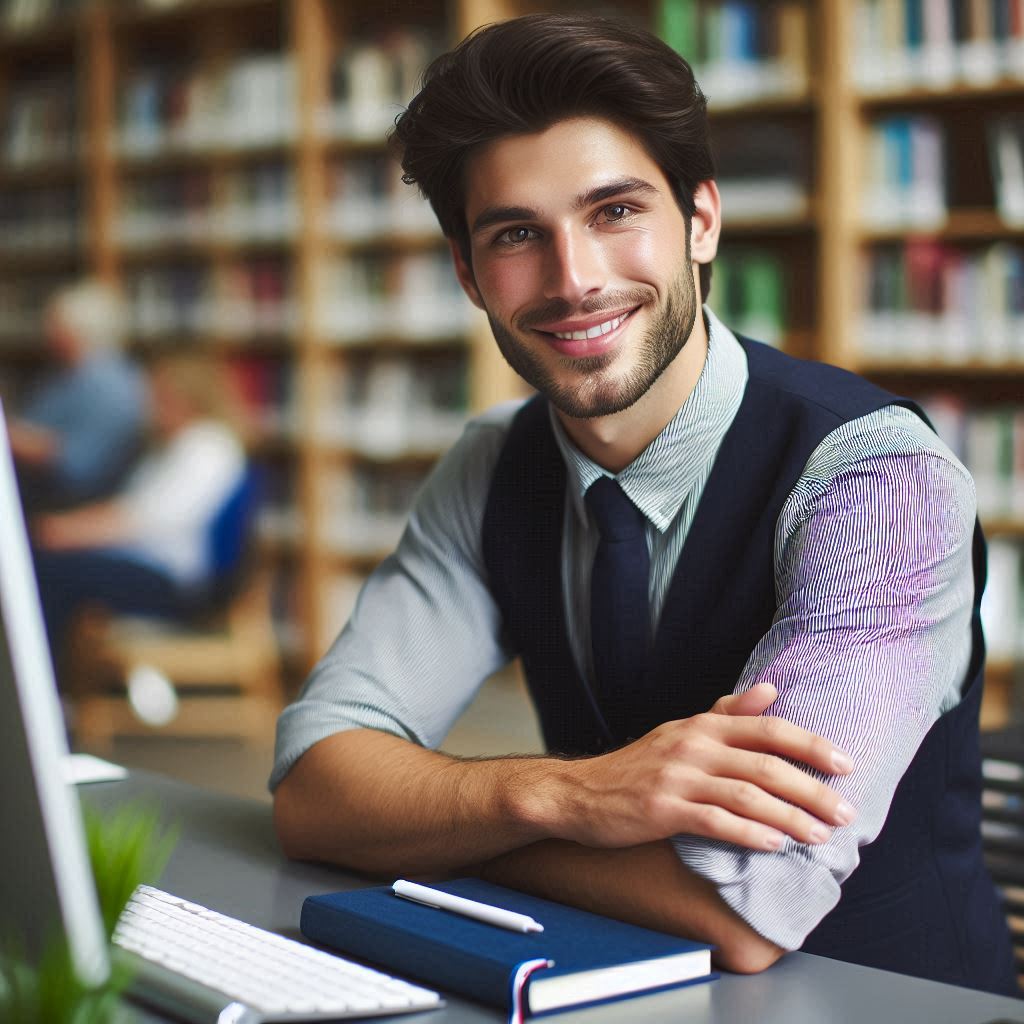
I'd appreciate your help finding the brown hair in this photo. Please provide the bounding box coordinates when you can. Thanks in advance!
[391,13,715,300]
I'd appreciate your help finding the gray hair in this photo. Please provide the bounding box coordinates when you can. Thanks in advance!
[49,280,129,353]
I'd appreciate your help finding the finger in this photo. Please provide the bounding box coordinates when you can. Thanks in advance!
[711,682,778,717]
[709,745,857,832]
[674,800,788,853]
[716,714,855,777]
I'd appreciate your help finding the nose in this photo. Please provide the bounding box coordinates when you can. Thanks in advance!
[543,226,607,305]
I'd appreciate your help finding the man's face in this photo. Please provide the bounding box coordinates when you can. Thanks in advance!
[453,117,704,420]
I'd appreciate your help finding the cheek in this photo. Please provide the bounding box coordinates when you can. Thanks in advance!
[474,257,539,315]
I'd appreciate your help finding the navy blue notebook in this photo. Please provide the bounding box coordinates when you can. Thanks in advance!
[300,878,714,1018]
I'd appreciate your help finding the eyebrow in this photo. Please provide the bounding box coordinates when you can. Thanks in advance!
[469,177,661,236]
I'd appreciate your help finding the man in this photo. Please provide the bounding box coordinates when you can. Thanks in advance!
[8,279,145,512]
[271,14,1016,994]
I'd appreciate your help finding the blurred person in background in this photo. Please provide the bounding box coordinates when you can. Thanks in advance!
[8,279,146,513]
[30,352,247,673]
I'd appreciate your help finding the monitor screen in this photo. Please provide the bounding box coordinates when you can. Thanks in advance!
[0,406,109,986]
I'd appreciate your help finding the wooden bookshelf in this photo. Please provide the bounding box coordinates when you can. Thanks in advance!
[1,0,1022,703]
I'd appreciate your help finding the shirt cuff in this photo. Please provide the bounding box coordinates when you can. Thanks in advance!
[671,834,843,950]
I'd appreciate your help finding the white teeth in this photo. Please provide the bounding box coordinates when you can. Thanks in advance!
[553,311,629,341]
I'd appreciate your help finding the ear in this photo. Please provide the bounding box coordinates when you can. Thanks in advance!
[449,238,485,310]
[689,180,721,266]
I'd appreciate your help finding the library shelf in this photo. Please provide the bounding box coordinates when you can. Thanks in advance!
[858,79,1024,110]
[707,92,815,119]
[117,144,299,174]
[117,240,295,263]
[2,0,1020,698]
[329,234,447,255]
[0,160,81,187]
[720,211,817,236]
[859,210,1024,243]
[0,18,79,51]
[856,361,1024,379]
[110,0,280,29]
[0,250,82,272]
[317,445,450,467]
[986,521,1024,542]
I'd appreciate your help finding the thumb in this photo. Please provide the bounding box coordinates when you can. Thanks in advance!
[711,682,778,717]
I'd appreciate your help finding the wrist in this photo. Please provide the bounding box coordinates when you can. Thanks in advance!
[497,755,584,844]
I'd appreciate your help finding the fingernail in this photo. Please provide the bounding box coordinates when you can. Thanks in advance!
[834,801,856,826]
[809,824,831,844]
[764,831,783,851]
[831,749,854,773]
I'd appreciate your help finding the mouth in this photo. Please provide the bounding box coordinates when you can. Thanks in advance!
[530,307,639,358]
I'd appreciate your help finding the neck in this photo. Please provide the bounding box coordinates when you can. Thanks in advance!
[556,314,709,473]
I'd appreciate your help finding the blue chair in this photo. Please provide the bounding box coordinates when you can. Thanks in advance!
[72,466,283,751]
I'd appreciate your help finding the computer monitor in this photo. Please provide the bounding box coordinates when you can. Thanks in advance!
[0,406,110,986]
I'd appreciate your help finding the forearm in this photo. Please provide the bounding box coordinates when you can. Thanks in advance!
[273,694,852,879]
[476,839,784,974]
[34,501,130,549]
[8,420,59,466]
[273,728,556,876]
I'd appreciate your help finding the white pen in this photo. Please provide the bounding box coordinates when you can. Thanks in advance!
[392,880,545,933]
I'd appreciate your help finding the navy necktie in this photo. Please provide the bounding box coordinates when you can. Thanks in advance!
[586,476,651,701]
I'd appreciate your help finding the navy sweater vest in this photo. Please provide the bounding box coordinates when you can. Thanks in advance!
[481,338,1017,995]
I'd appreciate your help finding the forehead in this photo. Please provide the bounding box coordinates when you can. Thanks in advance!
[462,116,671,220]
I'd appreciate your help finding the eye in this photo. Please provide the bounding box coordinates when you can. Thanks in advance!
[495,226,539,246]
[601,204,634,223]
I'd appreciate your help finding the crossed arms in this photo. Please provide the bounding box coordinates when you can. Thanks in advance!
[271,408,977,974]
[274,684,853,972]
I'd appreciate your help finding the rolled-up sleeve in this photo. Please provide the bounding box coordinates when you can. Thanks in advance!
[672,409,977,949]
[270,407,520,791]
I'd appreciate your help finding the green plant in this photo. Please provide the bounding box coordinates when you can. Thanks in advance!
[0,804,177,1024]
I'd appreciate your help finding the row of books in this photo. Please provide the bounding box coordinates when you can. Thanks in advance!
[319,461,435,557]
[320,28,441,142]
[853,0,1024,92]
[711,247,786,346]
[923,395,1024,522]
[991,114,1024,226]
[0,272,72,340]
[117,164,298,248]
[1,0,84,32]
[656,0,810,105]
[318,253,475,343]
[116,158,438,247]
[2,74,76,167]
[858,240,1024,363]
[315,355,468,459]
[713,119,811,221]
[862,116,947,229]
[118,55,297,157]
[326,156,439,241]
[126,261,297,340]
[0,185,80,253]
[981,539,1023,661]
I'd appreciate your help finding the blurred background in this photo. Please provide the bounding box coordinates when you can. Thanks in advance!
[1,0,1022,810]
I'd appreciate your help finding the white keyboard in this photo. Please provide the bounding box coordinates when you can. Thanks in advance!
[113,885,443,1023]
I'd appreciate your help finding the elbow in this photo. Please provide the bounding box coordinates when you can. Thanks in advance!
[272,771,390,878]
[712,932,786,975]
[272,776,311,862]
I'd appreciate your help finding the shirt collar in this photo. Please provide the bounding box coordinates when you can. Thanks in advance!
[551,307,749,533]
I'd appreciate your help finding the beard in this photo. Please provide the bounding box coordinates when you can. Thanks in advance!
[486,261,699,420]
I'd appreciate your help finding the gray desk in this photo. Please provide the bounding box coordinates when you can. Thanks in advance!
[82,772,1024,1024]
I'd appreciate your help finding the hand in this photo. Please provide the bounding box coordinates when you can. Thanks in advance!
[32,513,76,550]
[549,683,856,853]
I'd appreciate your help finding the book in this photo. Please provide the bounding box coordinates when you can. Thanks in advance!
[301,878,714,1019]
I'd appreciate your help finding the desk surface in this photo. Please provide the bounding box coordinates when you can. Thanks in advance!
[81,773,1024,1024]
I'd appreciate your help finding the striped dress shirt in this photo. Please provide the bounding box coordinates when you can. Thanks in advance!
[272,308,976,950]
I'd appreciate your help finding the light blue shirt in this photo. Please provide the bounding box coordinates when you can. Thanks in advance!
[22,352,145,501]
[272,310,976,951]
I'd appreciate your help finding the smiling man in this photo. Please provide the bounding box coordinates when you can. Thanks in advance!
[271,14,1016,994]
